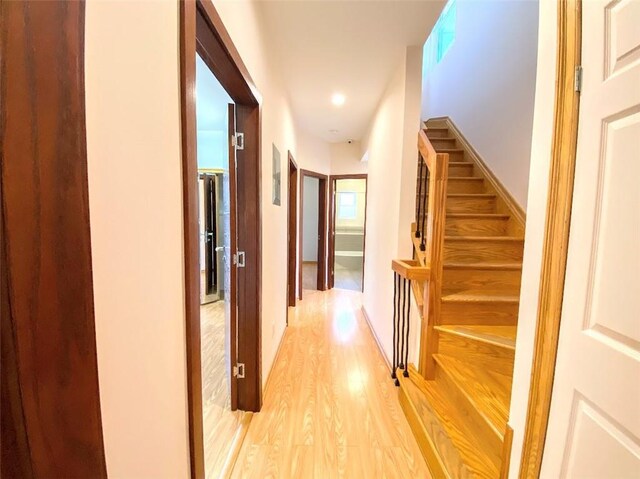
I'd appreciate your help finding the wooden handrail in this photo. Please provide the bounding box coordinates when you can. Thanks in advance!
[391,259,430,282]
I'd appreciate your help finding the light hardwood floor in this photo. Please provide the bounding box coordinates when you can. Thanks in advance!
[231,289,430,478]
[201,301,244,479]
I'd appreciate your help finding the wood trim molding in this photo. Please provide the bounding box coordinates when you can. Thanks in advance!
[518,1,582,477]
[1,2,107,476]
[287,152,298,308]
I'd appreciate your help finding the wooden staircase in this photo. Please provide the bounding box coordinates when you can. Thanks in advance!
[396,118,525,478]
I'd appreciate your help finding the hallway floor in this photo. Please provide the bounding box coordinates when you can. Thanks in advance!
[201,301,243,478]
[231,289,430,478]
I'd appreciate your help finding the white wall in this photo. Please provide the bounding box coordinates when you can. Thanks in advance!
[85,2,189,476]
[302,177,320,261]
[361,46,423,365]
[85,1,300,476]
[330,141,368,175]
[297,128,332,175]
[212,0,299,391]
[508,1,558,475]
[421,0,538,209]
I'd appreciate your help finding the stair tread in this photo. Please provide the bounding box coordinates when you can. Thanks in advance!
[442,290,520,303]
[435,325,517,350]
[447,193,495,197]
[445,236,524,242]
[434,354,511,438]
[401,365,499,478]
[444,262,523,271]
[446,213,510,219]
[448,176,484,181]
[436,148,465,153]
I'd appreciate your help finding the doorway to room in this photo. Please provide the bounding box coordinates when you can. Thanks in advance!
[299,170,328,296]
[180,2,263,477]
[195,52,242,479]
[329,175,368,291]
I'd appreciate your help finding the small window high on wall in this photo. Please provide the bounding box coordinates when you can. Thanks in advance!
[423,0,456,73]
[338,192,357,220]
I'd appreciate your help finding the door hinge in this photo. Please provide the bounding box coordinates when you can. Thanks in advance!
[233,363,245,379]
[574,65,583,93]
[232,132,245,150]
[233,251,245,268]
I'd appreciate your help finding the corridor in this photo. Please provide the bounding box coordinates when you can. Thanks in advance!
[231,290,429,478]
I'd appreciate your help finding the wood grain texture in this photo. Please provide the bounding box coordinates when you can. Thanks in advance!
[391,259,430,282]
[434,354,511,440]
[401,365,498,478]
[443,237,524,264]
[446,177,486,194]
[427,117,526,237]
[287,152,298,307]
[444,214,510,237]
[442,263,522,296]
[1,1,107,475]
[231,290,430,478]
[519,1,582,476]
[437,329,515,377]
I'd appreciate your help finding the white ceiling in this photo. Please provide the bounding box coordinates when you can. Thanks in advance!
[258,0,445,142]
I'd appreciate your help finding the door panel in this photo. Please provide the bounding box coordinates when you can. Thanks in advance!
[541,1,640,476]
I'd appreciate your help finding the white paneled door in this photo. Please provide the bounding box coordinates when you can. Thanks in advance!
[541,0,640,477]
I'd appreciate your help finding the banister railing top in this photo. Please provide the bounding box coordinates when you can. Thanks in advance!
[391,259,430,282]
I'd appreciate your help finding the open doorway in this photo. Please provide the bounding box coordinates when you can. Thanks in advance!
[180,2,263,477]
[299,170,328,296]
[329,175,368,291]
[287,153,298,309]
[195,52,241,479]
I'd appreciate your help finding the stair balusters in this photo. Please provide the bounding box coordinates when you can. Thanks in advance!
[415,155,424,238]
[392,271,411,386]
[420,162,429,252]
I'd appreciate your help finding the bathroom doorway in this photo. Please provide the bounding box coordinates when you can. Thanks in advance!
[329,175,368,291]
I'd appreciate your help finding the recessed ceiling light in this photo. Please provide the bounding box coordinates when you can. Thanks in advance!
[331,93,346,107]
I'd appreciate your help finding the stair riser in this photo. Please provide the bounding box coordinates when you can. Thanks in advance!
[438,150,465,162]
[425,129,449,139]
[448,164,475,177]
[445,217,509,237]
[398,376,468,477]
[442,268,523,296]
[444,240,524,264]
[447,179,485,194]
[430,138,457,149]
[438,333,514,376]
[446,197,496,214]
[441,301,519,326]
[435,364,503,466]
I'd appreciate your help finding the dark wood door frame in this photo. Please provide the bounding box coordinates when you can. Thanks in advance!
[328,174,368,290]
[299,169,329,297]
[180,2,262,478]
[287,152,299,309]
[1,2,107,477]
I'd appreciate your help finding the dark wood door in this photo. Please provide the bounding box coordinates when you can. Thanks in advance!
[203,174,217,296]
